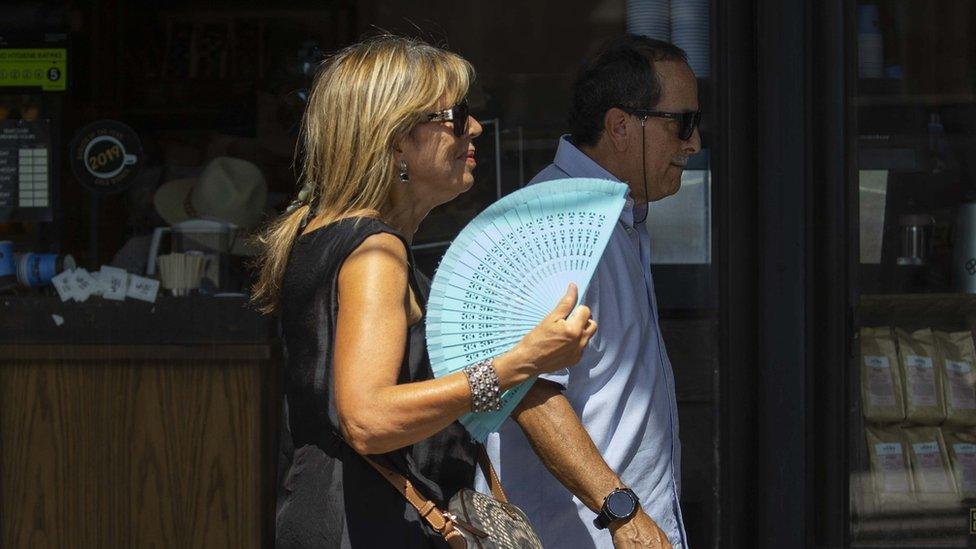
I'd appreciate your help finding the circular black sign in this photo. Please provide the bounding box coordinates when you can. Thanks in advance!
[70,120,143,194]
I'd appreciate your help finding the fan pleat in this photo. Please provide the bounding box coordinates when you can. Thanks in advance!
[426,178,628,441]
[451,256,552,316]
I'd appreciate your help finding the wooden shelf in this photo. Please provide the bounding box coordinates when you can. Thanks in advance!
[854,93,976,107]
[858,293,976,320]
[0,344,271,361]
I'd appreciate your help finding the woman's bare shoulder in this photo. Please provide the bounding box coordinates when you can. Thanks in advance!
[338,232,409,296]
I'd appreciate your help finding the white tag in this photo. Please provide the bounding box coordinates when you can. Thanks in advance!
[51,269,75,302]
[947,360,973,374]
[913,441,952,492]
[99,266,129,301]
[126,275,159,303]
[906,355,934,369]
[865,355,890,369]
[88,270,104,296]
[913,442,940,455]
[71,268,99,302]
[866,355,897,407]
[875,442,903,456]
[955,443,976,455]
[874,443,911,493]
[958,450,976,493]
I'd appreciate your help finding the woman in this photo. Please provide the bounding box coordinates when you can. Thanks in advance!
[253,36,596,548]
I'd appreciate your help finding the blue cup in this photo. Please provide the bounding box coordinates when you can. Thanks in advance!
[16,253,75,287]
[857,5,881,35]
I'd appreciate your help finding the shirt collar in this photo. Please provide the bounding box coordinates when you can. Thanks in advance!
[552,135,647,228]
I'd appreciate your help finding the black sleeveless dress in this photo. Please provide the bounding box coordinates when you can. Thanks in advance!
[275,217,478,548]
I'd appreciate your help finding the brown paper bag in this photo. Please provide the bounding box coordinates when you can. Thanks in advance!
[934,331,976,426]
[896,328,945,424]
[942,428,976,500]
[902,426,956,503]
[866,425,915,506]
[861,327,905,423]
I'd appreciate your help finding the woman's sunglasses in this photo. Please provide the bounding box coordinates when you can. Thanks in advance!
[615,105,701,141]
[427,99,470,137]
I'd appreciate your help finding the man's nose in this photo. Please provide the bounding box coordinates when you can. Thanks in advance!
[684,127,702,154]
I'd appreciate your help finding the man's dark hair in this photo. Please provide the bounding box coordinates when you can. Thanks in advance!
[568,35,688,148]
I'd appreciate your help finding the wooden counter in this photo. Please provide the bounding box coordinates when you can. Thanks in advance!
[0,297,278,548]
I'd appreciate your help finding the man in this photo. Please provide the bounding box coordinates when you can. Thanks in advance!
[483,36,701,548]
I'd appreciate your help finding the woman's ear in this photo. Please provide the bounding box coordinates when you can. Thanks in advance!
[392,129,412,157]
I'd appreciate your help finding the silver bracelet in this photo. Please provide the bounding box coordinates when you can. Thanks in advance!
[463,357,502,413]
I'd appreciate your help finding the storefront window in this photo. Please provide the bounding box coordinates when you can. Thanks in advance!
[852,1,976,543]
[1,2,723,547]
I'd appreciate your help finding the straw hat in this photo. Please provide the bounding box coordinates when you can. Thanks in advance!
[153,157,268,256]
[154,156,268,228]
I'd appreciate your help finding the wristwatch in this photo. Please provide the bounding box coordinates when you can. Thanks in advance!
[593,487,640,530]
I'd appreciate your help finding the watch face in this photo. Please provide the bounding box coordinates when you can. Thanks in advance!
[606,490,637,519]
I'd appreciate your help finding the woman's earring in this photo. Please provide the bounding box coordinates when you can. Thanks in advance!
[398,160,409,183]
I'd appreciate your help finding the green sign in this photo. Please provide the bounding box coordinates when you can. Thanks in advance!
[0,49,67,91]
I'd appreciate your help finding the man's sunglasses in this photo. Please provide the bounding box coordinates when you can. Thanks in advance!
[614,105,701,141]
[427,99,470,137]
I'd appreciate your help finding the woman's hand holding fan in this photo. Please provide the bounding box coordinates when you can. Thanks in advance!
[497,283,597,383]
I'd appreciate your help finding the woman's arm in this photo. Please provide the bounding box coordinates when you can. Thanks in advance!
[334,233,528,455]
[334,232,596,455]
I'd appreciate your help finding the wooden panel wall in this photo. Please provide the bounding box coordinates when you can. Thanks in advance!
[1,347,271,548]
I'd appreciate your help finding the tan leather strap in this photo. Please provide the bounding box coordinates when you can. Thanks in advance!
[477,446,508,503]
[359,444,507,537]
[362,454,454,534]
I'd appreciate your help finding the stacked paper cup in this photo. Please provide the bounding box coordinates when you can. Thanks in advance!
[157,252,208,296]
[857,4,883,78]
[626,0,671,42]
[671,0,709,78]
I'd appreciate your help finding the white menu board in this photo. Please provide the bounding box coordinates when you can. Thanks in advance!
[0,119,51,217]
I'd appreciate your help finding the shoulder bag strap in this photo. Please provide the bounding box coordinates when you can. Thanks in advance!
[359,444,508,531]
[475,444,508,503]
[359,454,455,534]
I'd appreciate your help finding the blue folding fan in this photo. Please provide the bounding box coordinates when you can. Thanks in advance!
[426,177,628,442]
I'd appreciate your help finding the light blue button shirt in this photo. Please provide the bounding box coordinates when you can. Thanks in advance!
[479,136,687,548]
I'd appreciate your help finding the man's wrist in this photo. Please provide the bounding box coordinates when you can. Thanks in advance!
[608,509,638,534]
[593,487,640,529]
[582,476,626,513]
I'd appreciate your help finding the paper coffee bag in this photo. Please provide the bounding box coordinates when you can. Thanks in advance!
[896,328,945,424]
[942,428,976,500]
[935,331,976,426]
[902,426,956,503]
[861,327,905,423]
[866,426,915,506]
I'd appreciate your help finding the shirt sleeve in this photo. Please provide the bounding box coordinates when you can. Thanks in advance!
[538,367,570,389]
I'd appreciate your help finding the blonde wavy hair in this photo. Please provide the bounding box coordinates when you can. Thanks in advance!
[251,35,474,313]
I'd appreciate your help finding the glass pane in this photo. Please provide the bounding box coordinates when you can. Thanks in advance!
[852,1,976,544]
[0,3,722,548]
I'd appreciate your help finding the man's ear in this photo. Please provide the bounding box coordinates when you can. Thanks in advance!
[603,107,631,152]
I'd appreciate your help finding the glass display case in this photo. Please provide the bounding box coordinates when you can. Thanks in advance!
[849,1,976,544]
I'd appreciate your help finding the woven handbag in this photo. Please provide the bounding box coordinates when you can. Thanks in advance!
[363,447,543,549]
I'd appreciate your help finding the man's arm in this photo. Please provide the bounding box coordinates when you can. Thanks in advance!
[512,379,672,548]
